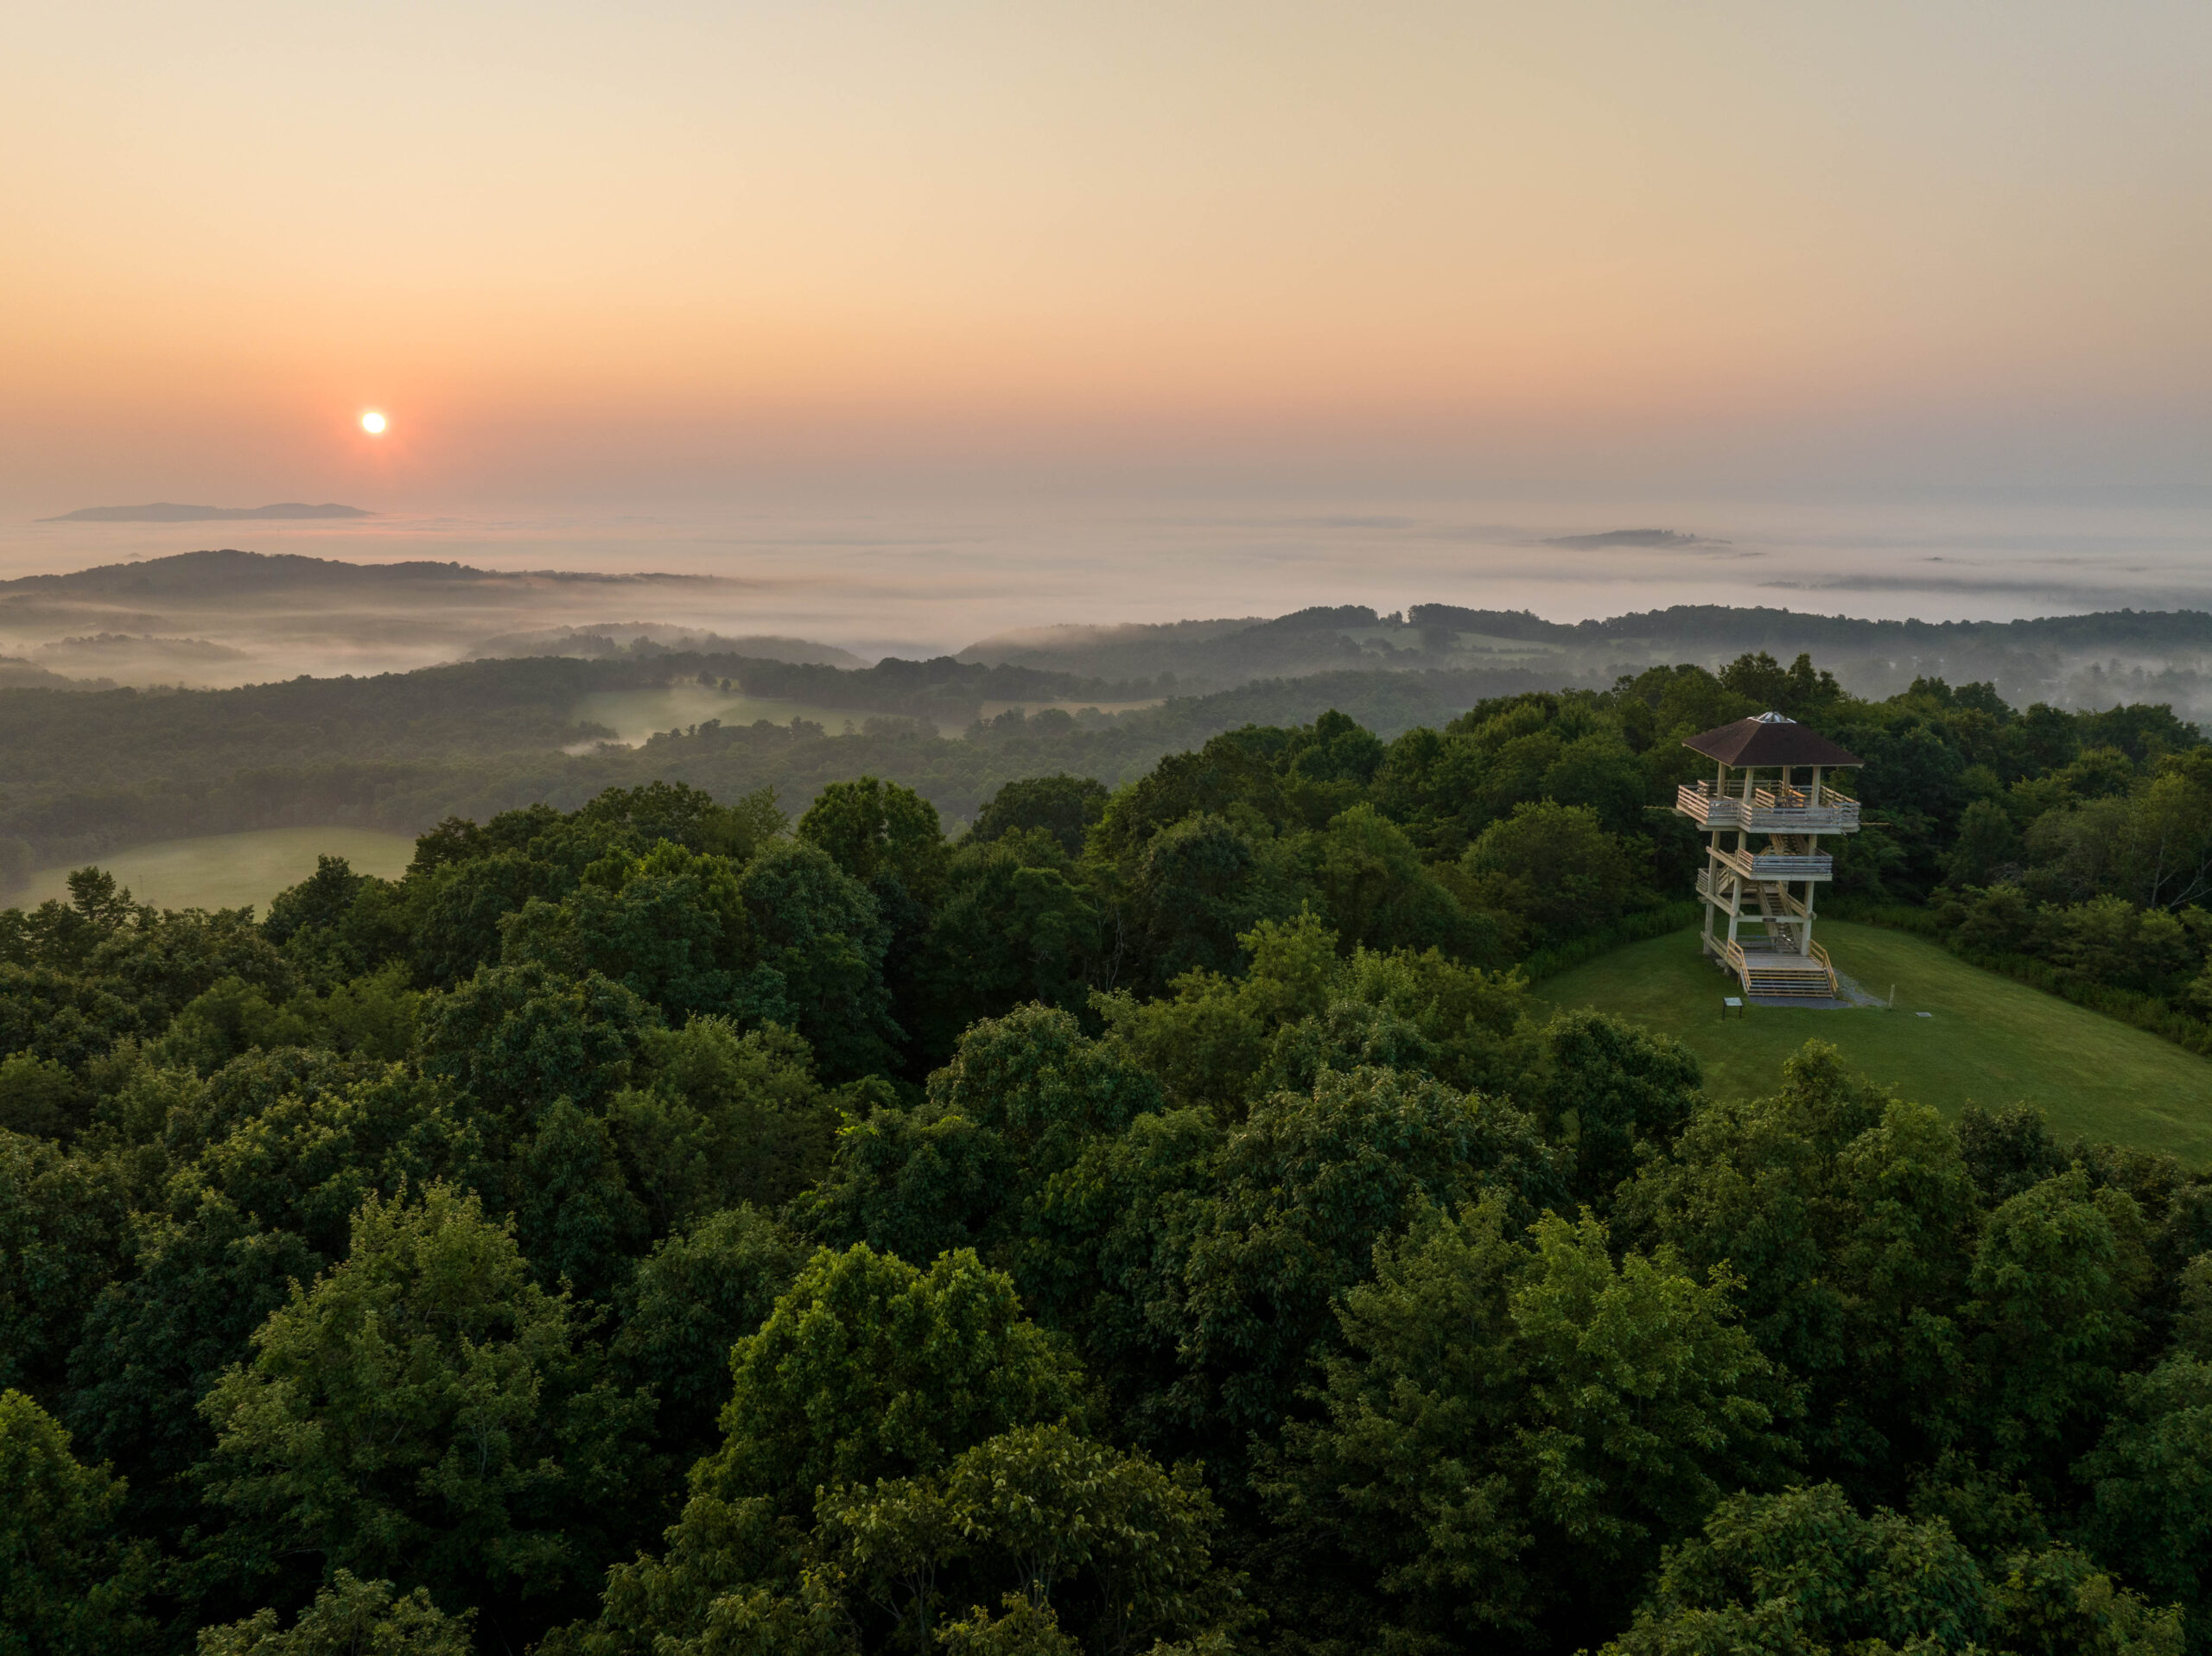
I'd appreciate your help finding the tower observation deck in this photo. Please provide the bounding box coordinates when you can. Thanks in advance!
[1673,712,1864,999]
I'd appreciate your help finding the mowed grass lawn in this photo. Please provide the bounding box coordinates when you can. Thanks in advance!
[11,827,419,918]
[1535,922,2212,1164]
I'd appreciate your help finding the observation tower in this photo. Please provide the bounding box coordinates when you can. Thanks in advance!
[1673,712,1864,999]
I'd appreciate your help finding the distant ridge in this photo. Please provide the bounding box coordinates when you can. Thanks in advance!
[467,623,863,668]
[0,548,713,596]
[39,502,373,523]
[1542,528,1720,550]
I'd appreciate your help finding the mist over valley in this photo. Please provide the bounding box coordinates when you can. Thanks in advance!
[7,512,2212,897]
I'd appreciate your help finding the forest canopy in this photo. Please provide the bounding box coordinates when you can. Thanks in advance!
[4,653,2212,1653]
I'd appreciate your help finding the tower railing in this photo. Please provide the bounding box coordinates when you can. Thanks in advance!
[1675,781,1859,832]
[1750,785,1860,830]
[1711,846,1833,881]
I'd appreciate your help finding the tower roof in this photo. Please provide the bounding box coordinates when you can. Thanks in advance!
[1683,712,1862,768]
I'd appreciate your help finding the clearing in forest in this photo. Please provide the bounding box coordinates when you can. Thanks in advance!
[1535,920,2212,1164]
[10,827,418,917]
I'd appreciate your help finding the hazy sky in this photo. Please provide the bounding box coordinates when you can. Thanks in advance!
[5,1,2209,516]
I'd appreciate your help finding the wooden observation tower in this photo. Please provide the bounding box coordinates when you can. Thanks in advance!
[1674,712,1864,999]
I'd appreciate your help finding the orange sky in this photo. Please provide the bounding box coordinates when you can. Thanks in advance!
[3,1,2209,513]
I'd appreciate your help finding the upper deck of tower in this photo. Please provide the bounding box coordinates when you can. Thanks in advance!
[1674,712,1864,834]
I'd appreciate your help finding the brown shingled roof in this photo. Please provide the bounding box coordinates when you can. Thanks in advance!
[1683,713,1863,768]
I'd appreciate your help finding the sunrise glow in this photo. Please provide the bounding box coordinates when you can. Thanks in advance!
[0,2,2205,509]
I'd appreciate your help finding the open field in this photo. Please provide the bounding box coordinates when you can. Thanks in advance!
[10,827,418,917]
[1535,922,2212,1164]
[571,686,940,746]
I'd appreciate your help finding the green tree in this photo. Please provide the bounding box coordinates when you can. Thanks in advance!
[1717,650,1841,719]
[2078,1355,2212,1643]
[1457,800,1648,950]
[1252,940,1541,1103]
[237,963,423,1062]
[798,1005,1159,1269]
[969,775,1109,859]
[198,1570,475,1656]
[1947,797,2023,887]
[1956,1103,2069,1205]
[1170,1064,1559,1452]
[0,1054,88,1139]
[416,962,658,1123]
[0,1130,131,1399]
[612,1205,804,1461]
[11,868,148,974]
[576,781,785,864]
[266,858,413,992]
[729,841,899,1080]
[503,842,750,1020]
[0,1388,154,1654]
[161,1063,460,1259]
[1016,1107,1224,1438]
[910,834,1102,1064]
[157,974,322,1074]
[510,1097,648,1298]
[197,1183,655,1640]
[798,776,950,907]
[1599,1482,1987,1655]
[1090,739,1295,865]
[1990,1543,2186,1655]
[1369,723,1497,860]
[817,1424,1225,1656]
[1119,813,1301,995]
[410,852,575,989]
[790,1097,1013,1272]
[150,1046,365,1181]
[1531,1008,1701,1207]
[933,1594,1078,1656]
[946,1424,1223,1654]
[928,1004,1161,1186]
[1298,804,1484,959]
[1094,910,1339,1118]
[1261,1198,1788,1652]
[696,1245,1085,1520]
[580,1245,1085,1653]
[606,1017,839,1229]
[1964,1168,2149,1482]
[264,854,371,950]
[66,1194,322,1539]
[1618,1044,1981,1496]
[0,963,143,1071]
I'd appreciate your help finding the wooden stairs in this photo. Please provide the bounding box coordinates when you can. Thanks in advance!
[1721,936,1839,999]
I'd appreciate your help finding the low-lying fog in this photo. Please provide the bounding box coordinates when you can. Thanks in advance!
[3,492,2209,689]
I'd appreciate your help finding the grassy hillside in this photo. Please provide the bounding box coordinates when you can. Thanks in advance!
[1535,921,2212,1164]
[14,827,417,917]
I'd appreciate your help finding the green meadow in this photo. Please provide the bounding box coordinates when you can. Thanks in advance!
[10,827,418,918]
[1535,921,2212,1164]
[572,686,946,746]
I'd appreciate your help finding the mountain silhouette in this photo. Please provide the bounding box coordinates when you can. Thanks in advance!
[39,502,372,523]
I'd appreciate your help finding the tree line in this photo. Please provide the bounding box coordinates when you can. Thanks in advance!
[0,655,1561,879]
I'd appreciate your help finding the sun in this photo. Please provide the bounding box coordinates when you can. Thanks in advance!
[359,410,387,435]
